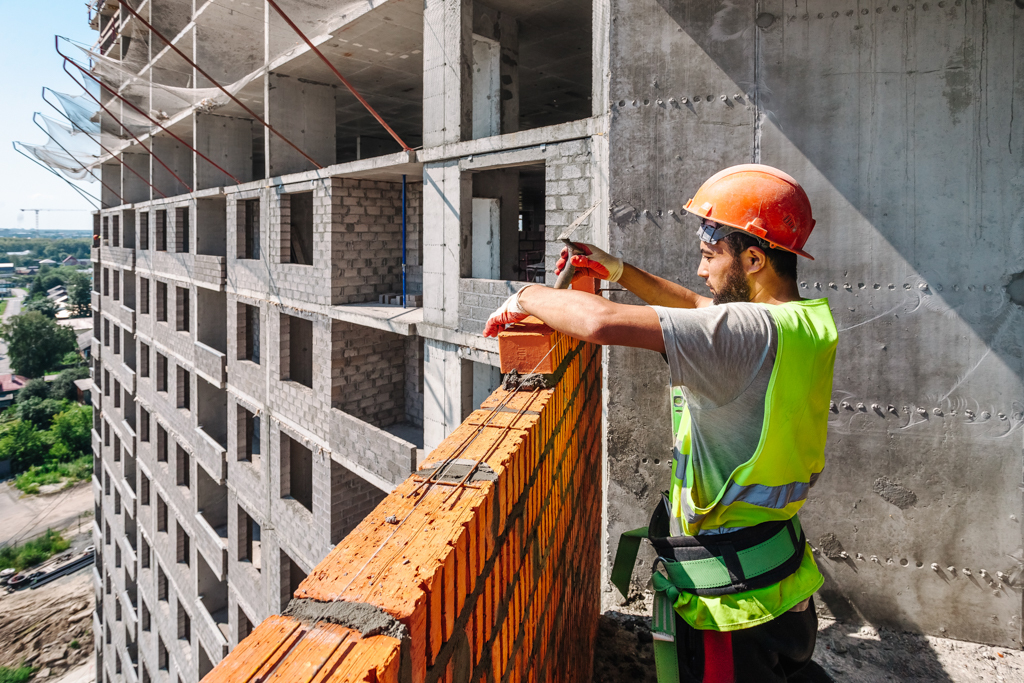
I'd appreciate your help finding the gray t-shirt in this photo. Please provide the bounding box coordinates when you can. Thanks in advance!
[653,303,778,507]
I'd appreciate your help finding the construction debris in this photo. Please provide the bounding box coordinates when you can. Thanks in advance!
[591,602,1024,683]
[0,570,94,678]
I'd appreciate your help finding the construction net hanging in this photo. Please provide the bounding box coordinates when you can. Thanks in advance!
[20,0,404,187]
[15,79,105,185]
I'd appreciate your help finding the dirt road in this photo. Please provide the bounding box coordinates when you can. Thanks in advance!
[0,480,94,548]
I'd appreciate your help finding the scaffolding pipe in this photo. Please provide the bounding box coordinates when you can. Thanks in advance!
[264,0,412,153]
[42,87,168,199]
[62,61,194,194]
[13,143,101,209]
[116,0,324,170]
[57,42,244,185]
[402,174,407,308]
[32,113,125,204]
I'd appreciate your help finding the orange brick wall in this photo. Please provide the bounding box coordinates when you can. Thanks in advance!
[202,322,603,683]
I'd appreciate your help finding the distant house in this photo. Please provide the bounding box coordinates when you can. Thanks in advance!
[0,374,29,408]
[73,378,93,405]
[0,263,14,275]
[62,255,83,267]
[6,250,31,257]
[38,258,57,267]
[77,329,93,360]
[15,267,33,275]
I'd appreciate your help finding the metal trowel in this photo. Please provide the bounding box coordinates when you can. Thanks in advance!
[553,202,599,289]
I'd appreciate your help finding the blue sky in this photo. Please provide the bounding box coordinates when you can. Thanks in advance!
[1,0,97,232]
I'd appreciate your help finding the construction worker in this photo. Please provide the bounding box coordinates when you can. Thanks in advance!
[483,165,837,682]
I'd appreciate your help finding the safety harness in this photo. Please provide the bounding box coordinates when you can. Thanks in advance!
[611,495,807,682]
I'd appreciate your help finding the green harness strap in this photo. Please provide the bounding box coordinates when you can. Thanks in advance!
[651,586,680,683]
[612,526,680,683]
[611,517,804,683]
[610,526,648,598]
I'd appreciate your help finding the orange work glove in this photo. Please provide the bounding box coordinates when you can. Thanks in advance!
[483,285,534,337]
[554,242,623,282]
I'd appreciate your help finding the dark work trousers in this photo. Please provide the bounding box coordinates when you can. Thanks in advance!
[675,597,832,683]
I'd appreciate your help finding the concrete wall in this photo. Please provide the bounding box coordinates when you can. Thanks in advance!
[601,0,1024,648]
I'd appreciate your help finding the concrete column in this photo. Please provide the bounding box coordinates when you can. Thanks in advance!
[265,74,335,177]
[473,3,519,135]
[473,168,520,279]
[423,161,471,327]
[471,35,501,139]
[122,152,152,204]
[471,198,500,278]
[423,0,473,147]
[151,136,192,198]
[195,113,254,191]
[422,339,474,451]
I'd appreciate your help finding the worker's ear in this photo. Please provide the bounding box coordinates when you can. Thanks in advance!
[742,246,768,275]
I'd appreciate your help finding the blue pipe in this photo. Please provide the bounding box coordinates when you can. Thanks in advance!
[401,174,407,308]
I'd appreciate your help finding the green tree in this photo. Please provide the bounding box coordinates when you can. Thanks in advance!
[67,272,92,317]
[48,404,92,461]
[0,311,78,377]
[15,398,70,429]
[49,367,89,401]
[23,296,58,319]
[0,420,51,471]
[16,378,50,403]
[29,265,58,297]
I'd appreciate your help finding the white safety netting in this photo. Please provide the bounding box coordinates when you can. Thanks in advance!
[23,0,379,182]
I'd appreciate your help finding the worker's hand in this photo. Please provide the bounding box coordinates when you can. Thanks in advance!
[483,286,534,337]
[555,243,624,282]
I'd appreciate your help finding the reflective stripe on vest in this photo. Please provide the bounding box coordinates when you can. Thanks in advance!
[669,299,837,536]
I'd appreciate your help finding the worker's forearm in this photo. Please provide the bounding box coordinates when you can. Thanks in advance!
[516,286,665,352]
[616,263,709,308]
[516,287,607,342]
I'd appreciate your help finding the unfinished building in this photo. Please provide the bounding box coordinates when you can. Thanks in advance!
[74,0,1024,681]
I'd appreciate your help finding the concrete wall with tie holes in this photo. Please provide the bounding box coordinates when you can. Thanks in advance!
[598,0,1024,648]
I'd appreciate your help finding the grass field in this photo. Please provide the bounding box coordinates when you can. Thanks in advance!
[0,529,70,572]
[0,666,35,683]
[14,455,93,495]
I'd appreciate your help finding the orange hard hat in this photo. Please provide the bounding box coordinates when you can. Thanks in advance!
[683,164,816,259]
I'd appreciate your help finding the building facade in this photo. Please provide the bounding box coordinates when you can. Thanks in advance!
[88,1,598,681]
[86,1,1024,682]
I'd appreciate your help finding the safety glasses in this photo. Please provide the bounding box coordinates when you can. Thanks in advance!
[695,219,738,245]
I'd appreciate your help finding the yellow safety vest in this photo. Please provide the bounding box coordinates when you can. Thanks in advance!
[669,298,837,630]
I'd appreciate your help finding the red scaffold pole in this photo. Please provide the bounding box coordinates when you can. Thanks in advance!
[62,60,193,193]
[42,87,168,199]
[58,48,244,185]
[117,0,324,170]
[264,0,412,152]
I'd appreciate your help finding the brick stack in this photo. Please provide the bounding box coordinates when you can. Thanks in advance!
[202,321,603,683]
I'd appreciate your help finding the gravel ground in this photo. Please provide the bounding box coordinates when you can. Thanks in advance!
[0,559,95,679]
[592,596,1023,682]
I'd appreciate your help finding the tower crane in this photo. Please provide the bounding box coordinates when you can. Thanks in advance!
[19,208,90,230]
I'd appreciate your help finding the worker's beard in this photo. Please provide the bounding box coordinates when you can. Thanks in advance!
[712,259,752,305]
